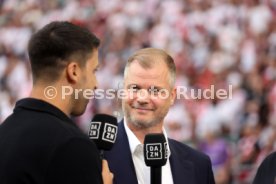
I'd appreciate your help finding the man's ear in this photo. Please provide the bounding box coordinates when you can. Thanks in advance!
[66,62,81,84]
[170,87,177,106]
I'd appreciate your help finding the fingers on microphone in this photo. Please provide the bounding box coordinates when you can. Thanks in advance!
[102,159,114,181]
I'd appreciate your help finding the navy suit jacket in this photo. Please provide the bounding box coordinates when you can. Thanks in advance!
[104,121,215,184]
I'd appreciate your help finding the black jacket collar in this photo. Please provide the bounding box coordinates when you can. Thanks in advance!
[14,98,76,127]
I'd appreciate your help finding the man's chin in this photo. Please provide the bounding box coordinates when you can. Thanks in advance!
[71,105,87,116]
[131,117,157,129]
[71,110,85,116]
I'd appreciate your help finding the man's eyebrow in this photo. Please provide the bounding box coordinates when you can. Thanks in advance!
[146,85,165,92]
[127,84,140,88]
[126,84,164,90]
[149,86,163,89]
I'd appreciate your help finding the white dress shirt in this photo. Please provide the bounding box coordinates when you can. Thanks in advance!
[124,120,174,184]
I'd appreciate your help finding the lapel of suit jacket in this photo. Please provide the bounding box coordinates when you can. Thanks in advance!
[111,120,138,184]
[169,139,196,184]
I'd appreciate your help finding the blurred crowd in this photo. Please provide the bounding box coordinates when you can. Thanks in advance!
[0,0,276,183]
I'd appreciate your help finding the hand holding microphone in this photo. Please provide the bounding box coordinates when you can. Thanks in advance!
[88,114,118,184]
[102,159,113,184]
[88,114,118,157]
[144,133,168,184]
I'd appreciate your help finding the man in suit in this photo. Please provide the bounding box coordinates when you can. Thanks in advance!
[253,151,276,184]
[104,48,215,184]
[0,21,112,184]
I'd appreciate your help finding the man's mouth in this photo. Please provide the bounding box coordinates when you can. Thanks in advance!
[132,106,154,111]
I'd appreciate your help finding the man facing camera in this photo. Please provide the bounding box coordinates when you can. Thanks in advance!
[0,21,112,184]
[104,48,215,184]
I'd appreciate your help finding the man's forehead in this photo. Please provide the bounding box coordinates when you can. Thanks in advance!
[128,62,168,76]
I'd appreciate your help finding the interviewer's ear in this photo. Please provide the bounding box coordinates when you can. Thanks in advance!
[170,87,176,105]
[66,62,82,84]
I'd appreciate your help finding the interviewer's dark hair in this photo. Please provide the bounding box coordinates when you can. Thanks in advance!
[28,21,100,83]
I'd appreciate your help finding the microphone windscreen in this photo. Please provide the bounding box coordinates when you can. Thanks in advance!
[143,133,168,167]
[88,114,118,151]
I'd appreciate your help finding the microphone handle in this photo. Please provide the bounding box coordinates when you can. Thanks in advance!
[99,150,104,160]
[151,166,161,184]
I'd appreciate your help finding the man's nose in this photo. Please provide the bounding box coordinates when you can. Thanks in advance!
[136,89,150,104]
[94,80,98,90]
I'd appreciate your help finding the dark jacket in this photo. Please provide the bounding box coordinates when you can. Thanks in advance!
[0,98,102,184]
[104,121,215,184]
[253,151,276,184]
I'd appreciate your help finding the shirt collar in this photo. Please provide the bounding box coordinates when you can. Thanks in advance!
[124,120,141,154]
[124,118,171,157]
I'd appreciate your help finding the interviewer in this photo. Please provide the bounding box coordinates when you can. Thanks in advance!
[0,21,113,184]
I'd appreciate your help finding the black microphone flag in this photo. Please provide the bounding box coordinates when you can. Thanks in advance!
[144,133,168,167]
[88,114,118,151]
[144,133,168,184]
